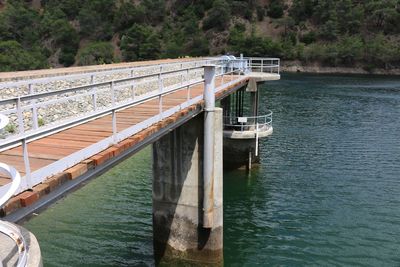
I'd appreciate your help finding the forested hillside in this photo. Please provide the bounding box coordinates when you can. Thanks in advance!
[0,0,399,72]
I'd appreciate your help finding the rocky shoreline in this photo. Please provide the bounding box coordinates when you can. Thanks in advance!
[281,60,400,76]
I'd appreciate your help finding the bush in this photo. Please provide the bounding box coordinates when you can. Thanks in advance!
[336,35,363,65]
[300,31,317,44]
[202,0,231,31]
[120,24,161,61]
[267,1,284,19]
[77,42,115,66]
[0,41,47,71]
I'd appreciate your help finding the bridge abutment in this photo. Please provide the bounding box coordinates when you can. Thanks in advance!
[152,109,223,265]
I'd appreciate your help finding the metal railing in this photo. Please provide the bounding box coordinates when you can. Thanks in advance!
[0,114,27,267]
[244,57,280,74]
[223,111,273,132]
[0,60,250,195]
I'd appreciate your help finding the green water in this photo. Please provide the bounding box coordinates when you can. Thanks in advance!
[25,73,400,266]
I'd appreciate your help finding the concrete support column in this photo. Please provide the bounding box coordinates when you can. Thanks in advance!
[152,108,223,265]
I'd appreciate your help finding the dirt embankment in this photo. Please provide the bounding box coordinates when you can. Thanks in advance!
[281,60,400,76]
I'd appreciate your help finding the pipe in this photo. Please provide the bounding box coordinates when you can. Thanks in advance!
[203,65,216,229]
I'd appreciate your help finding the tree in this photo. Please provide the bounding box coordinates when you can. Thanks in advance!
[77,42,115,66]
[114,1,145,31]
[120,24,161,61]
[336,35,364,65]
[0,1,41,46]
[78,0,115,40]
[202,0,231,31]
[289,0,315,23]
[0,41,47,71]
[50,19,79,66]
[267,0,284,19]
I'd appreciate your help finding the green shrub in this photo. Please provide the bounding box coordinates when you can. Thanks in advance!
[78,42,114,66]
[267,1,284,19]
[300,31,317,45]
[120,24,161,61]
[202,0,231,31]
[0,41,47,71]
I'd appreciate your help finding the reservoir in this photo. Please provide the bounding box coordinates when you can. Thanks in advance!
[24,73,400,266]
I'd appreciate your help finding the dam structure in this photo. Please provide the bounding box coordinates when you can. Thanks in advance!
[0,56,280,264]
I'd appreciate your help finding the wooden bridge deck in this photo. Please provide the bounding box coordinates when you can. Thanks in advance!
[0,75,248,190]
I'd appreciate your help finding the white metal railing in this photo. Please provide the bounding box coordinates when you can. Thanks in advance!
[244,57,280,74]
[0,114,27,267]
[223,111,273,157]
[0,60,250,195]
[223,111,273,133]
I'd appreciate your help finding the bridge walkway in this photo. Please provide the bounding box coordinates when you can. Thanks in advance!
[0,57,281,218]
[0,75,245,188]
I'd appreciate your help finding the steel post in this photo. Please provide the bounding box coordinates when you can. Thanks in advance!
[29,84,39,130]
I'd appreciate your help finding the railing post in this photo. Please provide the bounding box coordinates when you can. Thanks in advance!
[92,90,97,111]
[112,109,117,144]
[203,64,216,228]
[22,139,33,188]
[131,70,135,100]
[111,81,117,143]
[28,84,39,130]
[278,59,280,75]
[180,63,184,84]
[221,65,224,84]
[16,97,24,135]
[270,59,273,73]
[159,66,163,119]
[186,85,190,102]
[111,81,115,106]
[90,76,97,111]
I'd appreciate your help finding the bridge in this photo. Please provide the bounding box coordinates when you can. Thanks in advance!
[0,56,280,265]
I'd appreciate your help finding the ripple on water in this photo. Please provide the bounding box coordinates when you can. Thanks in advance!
[224,74,400,266]
[24,73,400,266]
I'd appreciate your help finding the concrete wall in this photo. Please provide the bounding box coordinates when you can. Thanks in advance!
[152,108,223,265]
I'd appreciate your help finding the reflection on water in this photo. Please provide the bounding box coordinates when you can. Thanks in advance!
[25,73,400,266]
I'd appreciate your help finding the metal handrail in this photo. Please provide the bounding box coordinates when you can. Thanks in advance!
[0,114,27,267]
[243,57,280,74]
[223,111,273,132]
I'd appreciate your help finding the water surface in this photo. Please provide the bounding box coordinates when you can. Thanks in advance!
[25,73,400,266]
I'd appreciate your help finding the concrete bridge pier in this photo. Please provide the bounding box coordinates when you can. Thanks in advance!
[152,66,223,265]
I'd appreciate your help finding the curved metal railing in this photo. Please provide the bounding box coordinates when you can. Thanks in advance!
[223,111,273,133]
[0,113,28,267]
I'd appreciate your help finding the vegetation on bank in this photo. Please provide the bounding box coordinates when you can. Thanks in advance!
[0,0,399,72]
